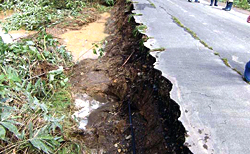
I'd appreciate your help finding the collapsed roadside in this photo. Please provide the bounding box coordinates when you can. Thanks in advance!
[0,0,193,153]
[70,0,193,153]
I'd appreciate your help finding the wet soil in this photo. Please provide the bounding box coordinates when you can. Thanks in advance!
[46,8,100,37]
[70,0,192,154]
[60,12,110,61]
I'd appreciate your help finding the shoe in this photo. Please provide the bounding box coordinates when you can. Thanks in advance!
[214,0,218,6]
[195,0,200,3]
[188,0,192,2]
[222,1,229,10]
[224,2,233,11]
[244,61,250,82]
[210,4,212,6]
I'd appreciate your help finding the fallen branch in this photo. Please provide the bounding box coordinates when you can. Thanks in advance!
[121,50,135,67]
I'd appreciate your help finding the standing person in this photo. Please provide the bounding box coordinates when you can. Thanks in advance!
[244,16,250,82]
[210,0,218,6]
[222,0,233,11]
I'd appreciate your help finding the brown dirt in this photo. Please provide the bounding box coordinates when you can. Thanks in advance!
[70,0,192,153]
[46,8,100,37]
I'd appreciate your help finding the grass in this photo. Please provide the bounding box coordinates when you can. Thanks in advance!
[133,25,147,36]
[147,0,156,8]
[172,16,214,50]
[0,1,114,153]
[214,52,220,56]
[233,68,243,75]
[219,0,250,10]
[0,0,112,31]
[150,47,166,52]
[128,13,143,22]
[222,58,230,67]
[0,28,84,153]
[172,16,247,78]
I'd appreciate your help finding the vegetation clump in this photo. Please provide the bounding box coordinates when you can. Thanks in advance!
[0,29,85,153]
[219,0,250,10]
[0,0,116,153]
[0,0,115,31]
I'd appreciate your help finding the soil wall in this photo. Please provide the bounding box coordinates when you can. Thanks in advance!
[70,0,192,153]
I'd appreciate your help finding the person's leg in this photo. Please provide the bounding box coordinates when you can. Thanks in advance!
[225,2,233,11]
[247,15,250,23]
[222,1,229,10]
[214,0,218,6]
[244,61,250,82]
[194,0,200,3]
[210,0,213,6]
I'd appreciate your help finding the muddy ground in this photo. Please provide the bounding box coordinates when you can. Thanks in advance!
[70,0,193,153]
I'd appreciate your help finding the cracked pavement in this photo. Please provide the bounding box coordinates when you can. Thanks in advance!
[132,0,250,153]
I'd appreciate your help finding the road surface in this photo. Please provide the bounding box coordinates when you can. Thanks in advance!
[132,0,250,153]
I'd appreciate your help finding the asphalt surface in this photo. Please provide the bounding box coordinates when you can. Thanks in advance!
[132,0,250,153]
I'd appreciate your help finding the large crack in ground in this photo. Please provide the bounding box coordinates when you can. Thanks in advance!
[70,0,192,153]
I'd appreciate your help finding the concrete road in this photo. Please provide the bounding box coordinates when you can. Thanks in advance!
[132,0,250,153]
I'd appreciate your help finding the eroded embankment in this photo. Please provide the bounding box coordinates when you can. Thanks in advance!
[70,0,192,153]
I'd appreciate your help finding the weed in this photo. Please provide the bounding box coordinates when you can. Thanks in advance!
[172,16,214,50]
[150,47,166,52]
[0,0,88,31]
[173,17,185,28]
[92,40,107,58]
[104,0,115,6]
[92,3,112,13]
[0,30,83,153]
[200,40,213,50]
[222,58,230,67]
[147,0,156,8]
[128,13,143,22]
[133,25,147,37]
[233,68,243,75]
[214,52,220,56]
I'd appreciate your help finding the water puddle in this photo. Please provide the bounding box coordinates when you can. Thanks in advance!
[0,10,36,43]
[60,12,110,62]
[72,93,105,130]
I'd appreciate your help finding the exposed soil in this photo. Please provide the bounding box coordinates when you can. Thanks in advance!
[59,12,110,61]
[70,0,193,154]
[46,8,100,37]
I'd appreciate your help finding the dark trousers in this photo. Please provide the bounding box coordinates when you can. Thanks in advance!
[210,0,218,5]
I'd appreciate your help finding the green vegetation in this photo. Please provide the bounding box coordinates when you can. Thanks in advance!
[133,25,147,37]
[1,0,85,31]
[147,0,156,8]
[214,52,220,56]
[233,68,243,75]
[92,40,107,58]
[128,13,143,22]
[104,0,115,6]
[222,58,230,67]
[219,0,250,10]
[150,47,166,52]
[172,16,246,77]
[0,29,85,153]
[0,0,113,31]
[172,16,214,50]
[0,0,115,153]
